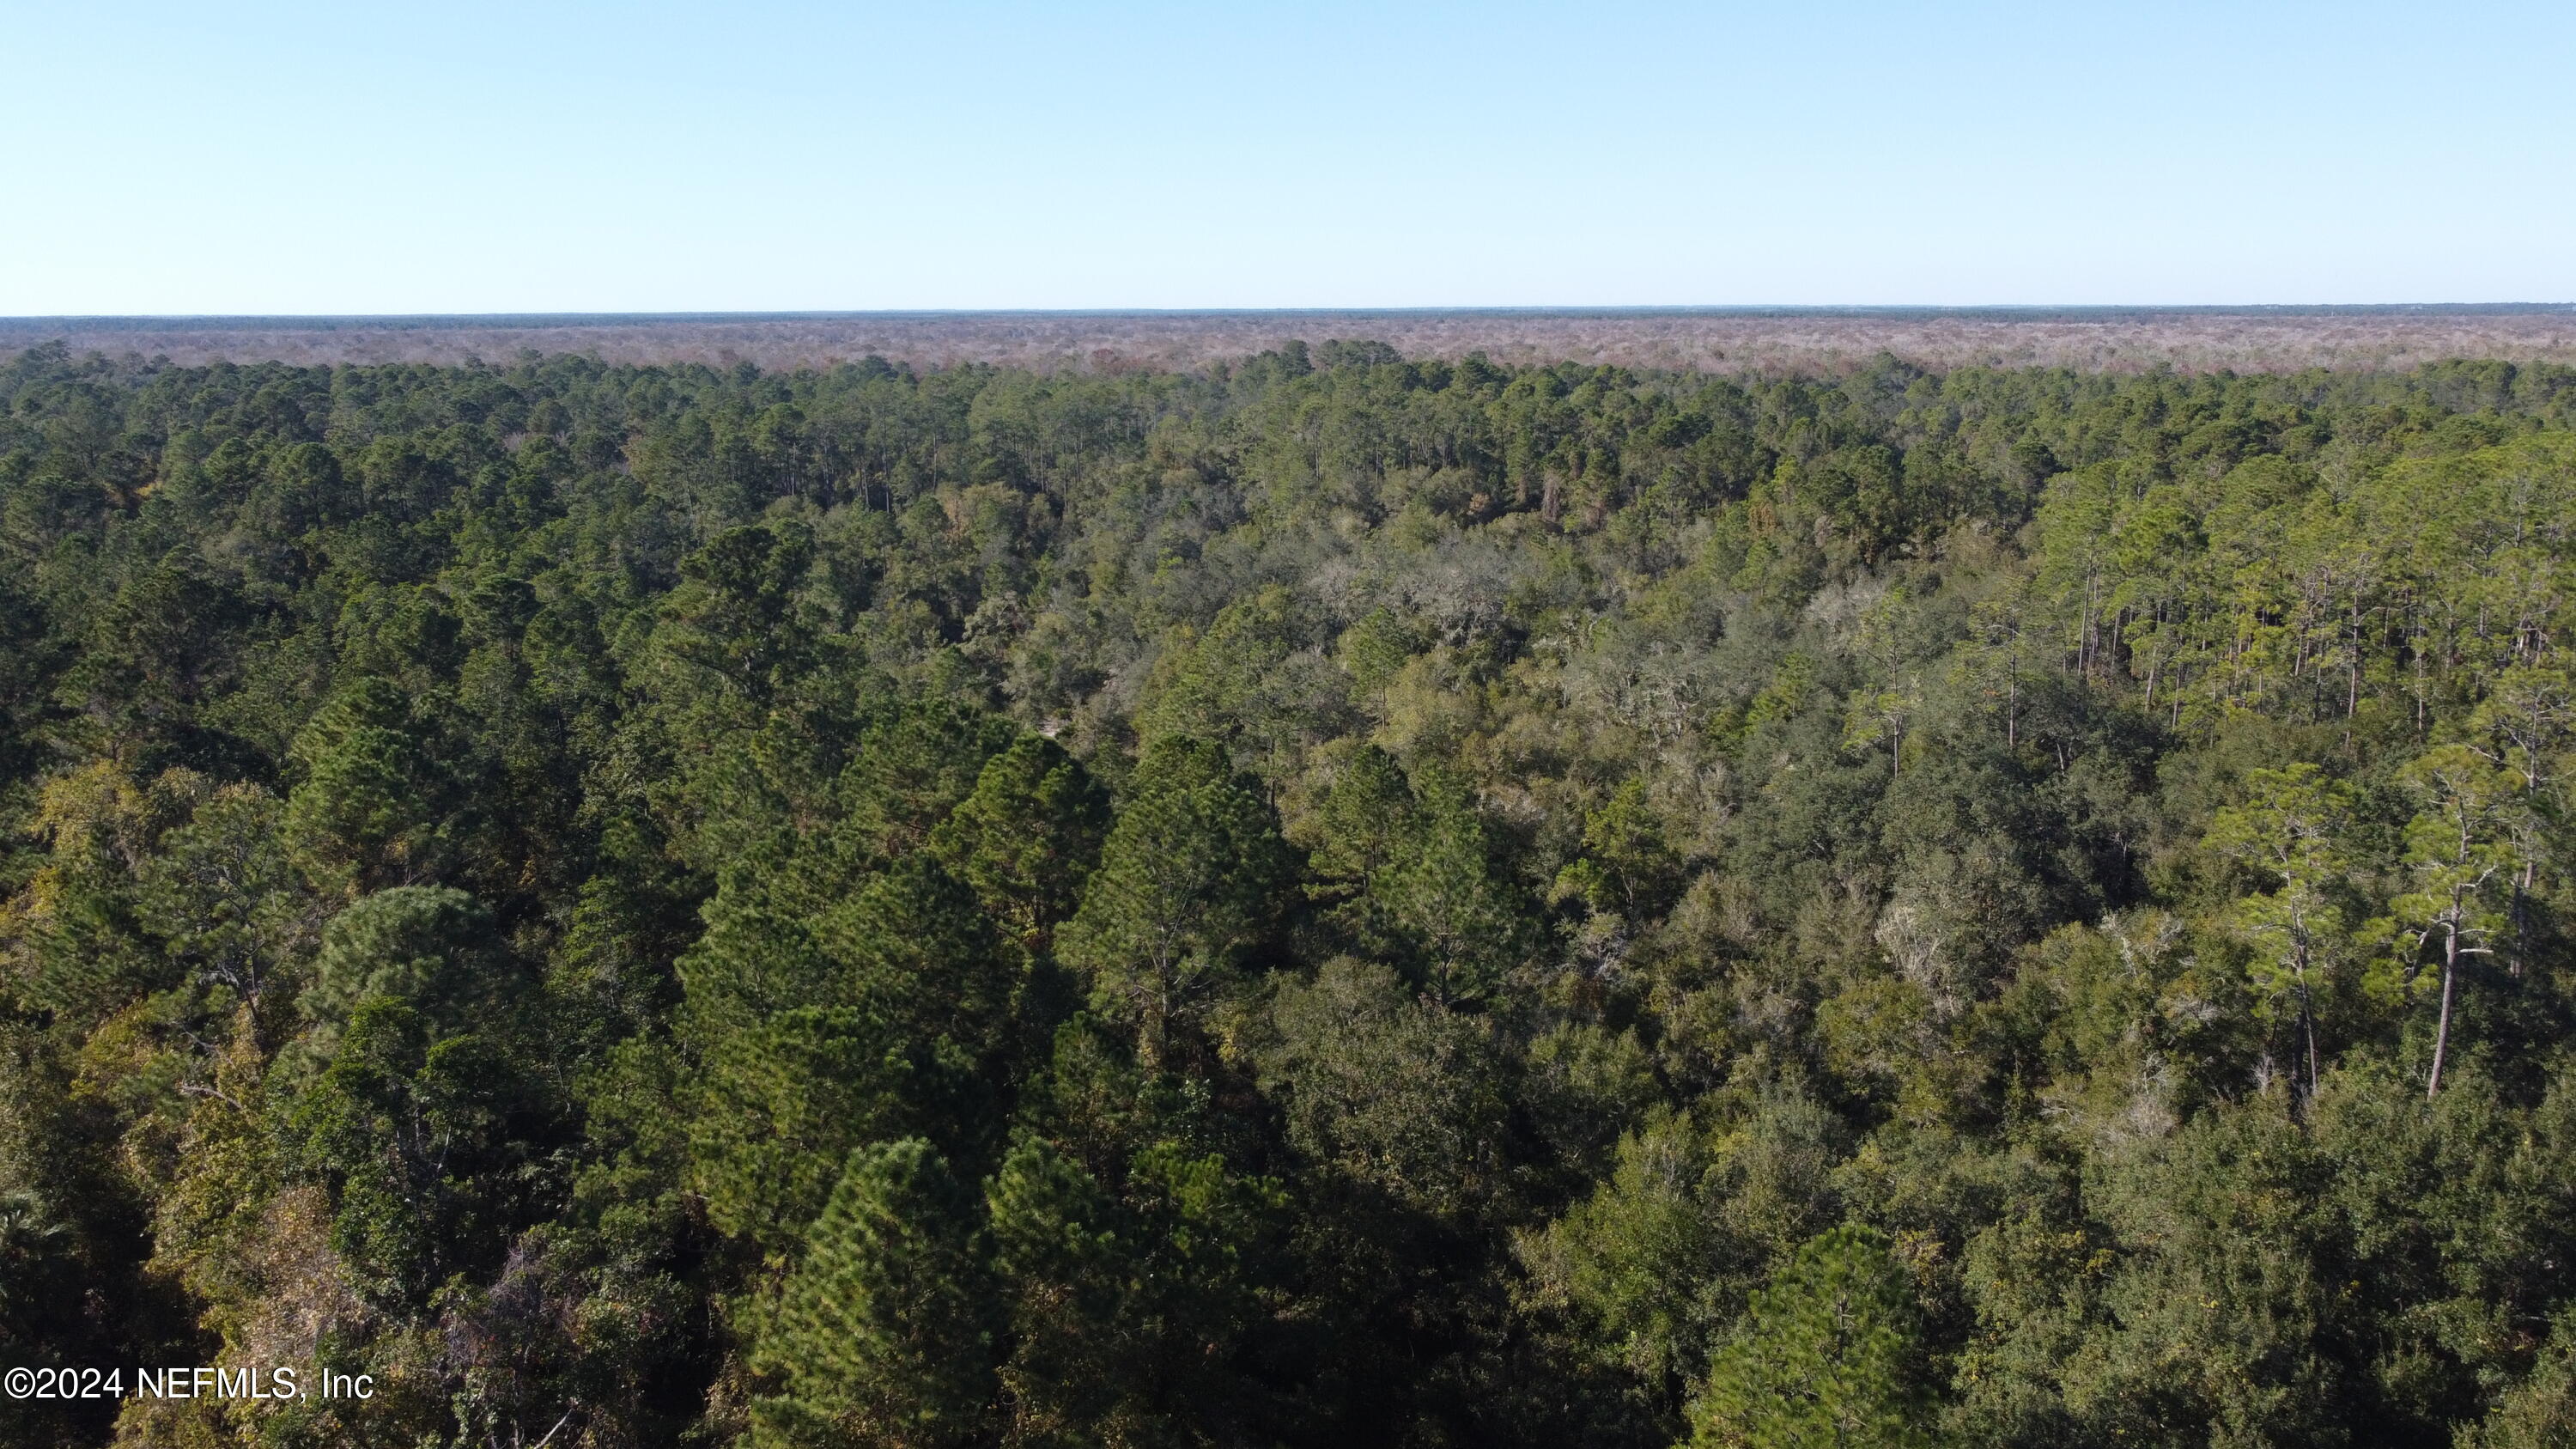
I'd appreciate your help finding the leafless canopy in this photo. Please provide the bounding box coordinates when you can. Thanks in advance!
[6,305,2573,374]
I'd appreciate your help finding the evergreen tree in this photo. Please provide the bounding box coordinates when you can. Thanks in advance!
[2396,745,2519,1095]
[2203,763,2364,1101]
[1378,768,1528,1008]
[927,734,1112,956]
[300,884,509,1056]
[1685,1224,1935,1449]
[1056,737,1294,1068]
[750,1139,999,1449]
[283,677,453,896]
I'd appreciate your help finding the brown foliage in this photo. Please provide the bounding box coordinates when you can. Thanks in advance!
[8,306,2576,374]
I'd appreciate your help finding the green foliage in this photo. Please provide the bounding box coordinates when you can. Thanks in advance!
[2203,763,2368,1097]
[684,854,1017,1246]
[300,884,507,1055]
[7,346,2576,1447]
[136,781,315,1012]
[1558,778,1685,921]
[1263,957,1514,1221]
[283,677,450,894]
[1379,769,1531,1006]
[2394,744,2523,1094]
[1056,736,1294,1067]
[1685,1223,1935,1449]
[751,1139,999,1449]
[986,1132,1291,1446]
[1516,1114,1735,1397]
[2464,1312,2576,1448]
[927,734,1112,955]
[1305,748,1529,1003]
[283,999,536,1307]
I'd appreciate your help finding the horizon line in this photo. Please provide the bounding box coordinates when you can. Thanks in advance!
[6,302,2575,331]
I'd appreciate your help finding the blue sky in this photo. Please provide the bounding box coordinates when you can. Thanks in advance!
[3,0,2569,312]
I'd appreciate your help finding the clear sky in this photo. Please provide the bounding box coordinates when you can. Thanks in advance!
[3,0,2569,313]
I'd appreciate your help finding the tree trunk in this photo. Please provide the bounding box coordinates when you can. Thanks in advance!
[1141,946,1176,1072]
[2427,926,2458,1098]
[2296,975,2319,1106]
[2006,640,2019,749]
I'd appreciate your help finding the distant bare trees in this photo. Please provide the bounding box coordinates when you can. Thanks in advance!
[7,306,2573,376]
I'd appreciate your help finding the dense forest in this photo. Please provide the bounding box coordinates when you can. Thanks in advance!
[6,338,2576,1449]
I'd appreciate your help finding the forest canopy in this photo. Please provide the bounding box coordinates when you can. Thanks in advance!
[5,339,2576,1447]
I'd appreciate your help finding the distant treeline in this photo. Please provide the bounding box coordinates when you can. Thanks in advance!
[10,304,2576,374]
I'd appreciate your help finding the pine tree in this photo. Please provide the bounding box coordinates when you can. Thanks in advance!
[2204,763,2361,1103]
[1379,768,1528,1008]
[1055,737,1292,1068]
[1686,1224,1935,1449]
[300,885,507,1056]
[751,1139,999,1449]
[686,852,1017,1245]
[283,677,449,894]
[2396,745,2518,1096]
[927,734,1111,956]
